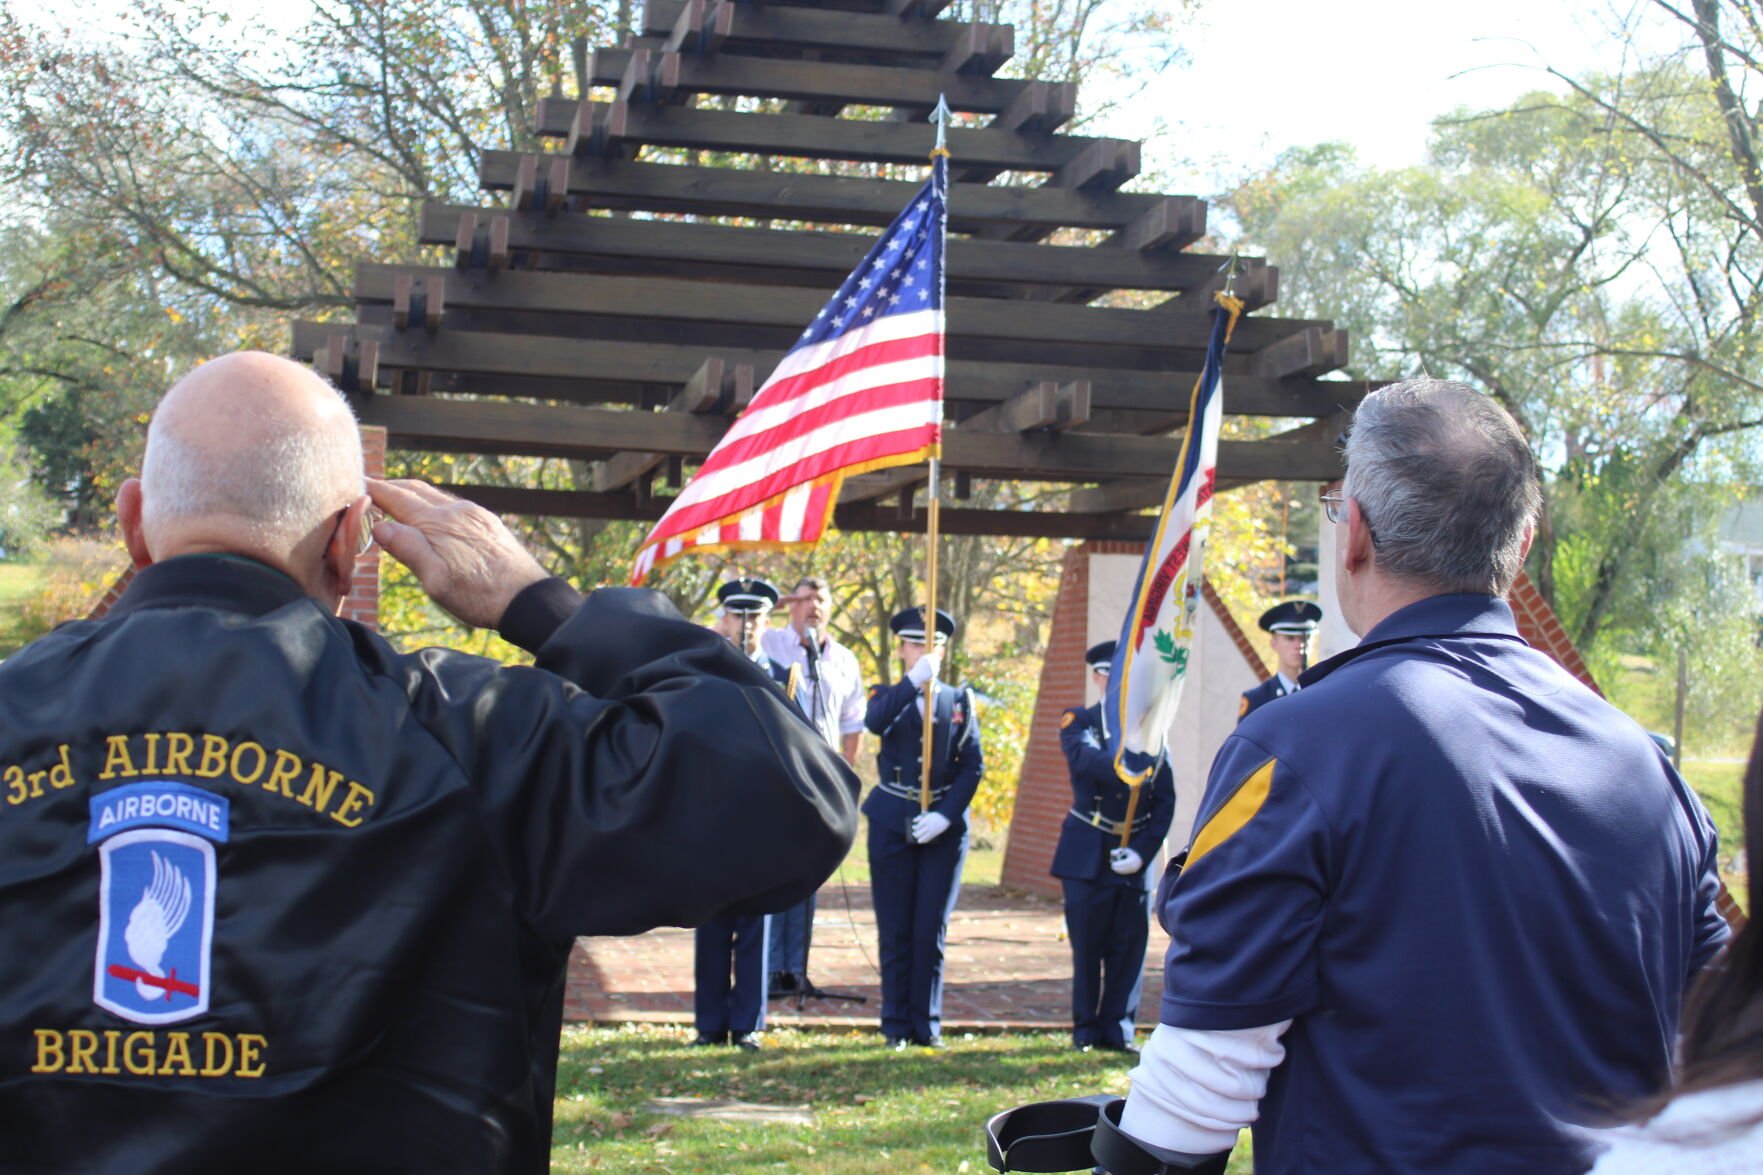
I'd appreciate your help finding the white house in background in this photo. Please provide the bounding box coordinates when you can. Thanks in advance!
[1717,500,1763,607]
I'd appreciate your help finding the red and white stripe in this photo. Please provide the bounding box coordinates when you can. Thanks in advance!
[632,308,943,584]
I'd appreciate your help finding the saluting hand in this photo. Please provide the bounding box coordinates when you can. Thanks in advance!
[368,478,548,630]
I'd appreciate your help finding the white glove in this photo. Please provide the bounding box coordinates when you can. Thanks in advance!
[1110,847,1145,875]
[906,653,941,687]
[910,811,951,844]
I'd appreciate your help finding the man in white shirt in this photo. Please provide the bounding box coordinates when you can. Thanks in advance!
[759,576,865,993]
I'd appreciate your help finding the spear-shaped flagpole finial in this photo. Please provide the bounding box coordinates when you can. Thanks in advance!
[1218,253,1241,299]
[931,93,952,156]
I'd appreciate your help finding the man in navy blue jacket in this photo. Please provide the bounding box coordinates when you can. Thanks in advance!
[861,606,983,1048]
[1117,379,1730,1174]
[1052,639,1175,1054]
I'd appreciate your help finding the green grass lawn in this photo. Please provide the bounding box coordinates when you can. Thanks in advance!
[551,1024,1252,1174]
[0,559,47,659]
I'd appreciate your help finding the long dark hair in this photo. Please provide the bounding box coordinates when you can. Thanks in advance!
[1663,708,1762,1100]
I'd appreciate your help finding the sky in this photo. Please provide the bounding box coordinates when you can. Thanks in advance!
[1116,0,1687,192]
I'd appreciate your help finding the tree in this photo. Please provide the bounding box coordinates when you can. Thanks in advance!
[1224,70,1763,659]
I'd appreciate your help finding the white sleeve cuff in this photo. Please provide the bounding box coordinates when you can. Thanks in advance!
[1119,1020,1292,1155]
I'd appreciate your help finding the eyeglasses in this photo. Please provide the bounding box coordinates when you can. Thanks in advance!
[1319,492,1379,546]
[327,504,386,558]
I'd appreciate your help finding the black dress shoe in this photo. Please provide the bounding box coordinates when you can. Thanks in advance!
[731,1034,761,1051]
[690,1033,726,1047]
[1072,1042,1095,1053]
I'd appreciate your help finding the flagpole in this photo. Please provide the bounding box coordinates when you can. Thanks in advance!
[1113,257,1243,850]
[918,96,952,817]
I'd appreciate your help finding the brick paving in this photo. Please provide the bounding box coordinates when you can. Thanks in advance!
[564,880,1162,1032]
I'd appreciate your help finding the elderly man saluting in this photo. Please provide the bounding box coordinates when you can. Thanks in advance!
[1117,379,1730,1173]
[0,352,858,1172]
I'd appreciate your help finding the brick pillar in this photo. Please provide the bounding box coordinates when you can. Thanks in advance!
[1001,546,1091,897]
[86,566,138,621]
[1001,540,1152,897]
[1506,571,1599,694]
[340,425,386,630]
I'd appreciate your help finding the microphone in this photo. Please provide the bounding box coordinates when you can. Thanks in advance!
[802,626,822,664]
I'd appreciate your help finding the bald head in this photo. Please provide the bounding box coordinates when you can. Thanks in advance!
[140,352,363,556]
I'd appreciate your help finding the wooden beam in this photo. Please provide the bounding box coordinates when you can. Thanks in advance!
[421,202,1240,300]
[940,21,1012,76]
[587,47,1034,113]
[588,356,730,491]
[640,0,985,57]
[481,153,1191,234]
[1068,412,1353,512]
[1250,326,1351,378]
[292,321,1369,418]
[842,466,929,504]
[958,380,1090,432]
[542,101,1132,172]
[994,80,1076,134]
[1118,198,1208,252]
[348,394,1346,481]
[443,481,1155,539]
[352,263,1327,354]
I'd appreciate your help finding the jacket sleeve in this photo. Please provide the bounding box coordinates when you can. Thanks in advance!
[932,689,984,822]
[864,678,920,735]
[1060,710,1111,808]
[1129,757,1178,862]
[389,587,861,941]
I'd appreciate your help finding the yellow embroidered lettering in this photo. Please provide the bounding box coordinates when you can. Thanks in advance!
[229,741,267,787]
[200,1032,234,1077]
[264,750,303,798]
[99,735,138,780]
[163,732,195,776]
[196,735,228,778]
[122,1031,155,1075]
[100,1029,121,1075]
[30,1030,64,1074]
[3,765,24,806]
[141,732,161,775]
[159,1032,196,1077]
[297,764,341,813]
[25,769,47,800]
[49,744,76,790]
[235,1034,267,1078]
[330,781,375,828]
[65,1030,99,1075]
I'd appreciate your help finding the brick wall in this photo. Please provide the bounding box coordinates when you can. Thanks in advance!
[1507,570,1599,694]
[341,425,386,630]
[86,566,137,621]
[1000,545,1093,896]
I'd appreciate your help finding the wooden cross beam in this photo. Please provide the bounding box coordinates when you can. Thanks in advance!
[639,0,985,58]
[292,321,1367,419]
[589,357,733,491]
[957,380,1091,433]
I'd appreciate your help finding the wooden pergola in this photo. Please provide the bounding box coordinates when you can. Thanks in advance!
[291,0,1358,543]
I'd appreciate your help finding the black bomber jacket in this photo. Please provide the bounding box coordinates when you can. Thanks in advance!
[0,555,859,1172]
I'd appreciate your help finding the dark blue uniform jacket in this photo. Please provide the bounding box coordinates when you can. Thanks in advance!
[1236,674,1290,722]
[1051,704,1174,882]
[0,556,858,1173]
[860,678,982,831]
[1158,593,1730,1174]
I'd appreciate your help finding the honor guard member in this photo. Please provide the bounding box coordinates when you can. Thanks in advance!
[1117,379,1729,1173]
[1237,601,1323,722]
[692,577,792,1051]
[1051,641,1175,1054]
[0,353,860,1173]
[862,606,983,1048]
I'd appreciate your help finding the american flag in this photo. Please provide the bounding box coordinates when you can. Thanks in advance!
[631,157,947,585]
[1104,293,1244,784]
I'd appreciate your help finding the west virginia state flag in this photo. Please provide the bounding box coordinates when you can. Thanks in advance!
[1104,293,1243,784]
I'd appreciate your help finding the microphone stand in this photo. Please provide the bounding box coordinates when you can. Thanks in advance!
[774,625,866,1009]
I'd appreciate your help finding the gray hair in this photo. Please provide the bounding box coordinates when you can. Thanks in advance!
[1342,379,1541,595]
[141,389,364,548]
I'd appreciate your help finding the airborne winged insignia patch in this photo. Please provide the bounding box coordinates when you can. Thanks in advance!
[89,783,225,1025]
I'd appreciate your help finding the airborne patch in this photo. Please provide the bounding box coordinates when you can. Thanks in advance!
[90,783,225,1026]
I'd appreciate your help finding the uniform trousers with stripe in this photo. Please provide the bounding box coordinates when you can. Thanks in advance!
[868,817,967,1043]
[1061,872,1150,1048]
